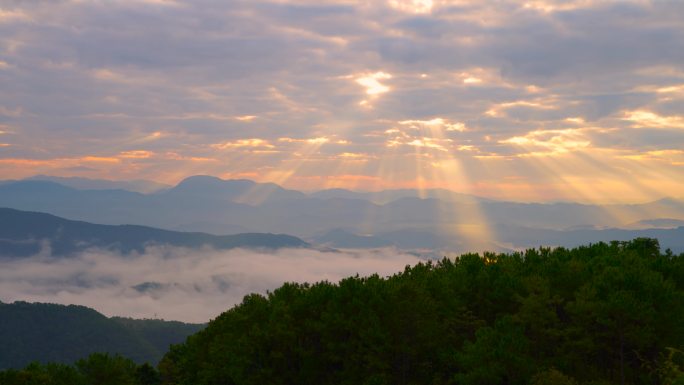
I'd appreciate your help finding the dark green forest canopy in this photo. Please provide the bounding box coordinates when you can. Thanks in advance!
[0,353,162,385]
[2,239,684,385]
[161,239,684,385]
[0,302,204,370]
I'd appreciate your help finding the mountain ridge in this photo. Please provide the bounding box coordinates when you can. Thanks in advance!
[1,176,683,244]
[0,208,309,258]
[0,301,204,369]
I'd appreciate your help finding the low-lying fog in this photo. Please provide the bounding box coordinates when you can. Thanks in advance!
[0,246,423,323]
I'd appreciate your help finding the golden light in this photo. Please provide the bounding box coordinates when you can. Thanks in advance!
[234,115,257,122]
[656,84,684,94]
[522,0,593,13]
[494,124,684,217]
[388,0,434,14]
[355,72,392,96]
[623,110,684,129]
[499,129,591,156]
[119,150,154,159]
[235,136,347,205]
[211,139,275,150]
[399,118,467,132]
[565,117,585,124]
[366,117,497,251]
[486,99,556,117]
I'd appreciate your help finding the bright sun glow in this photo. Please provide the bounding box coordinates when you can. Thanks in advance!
[355,72,393,95]
[388,0,433,14]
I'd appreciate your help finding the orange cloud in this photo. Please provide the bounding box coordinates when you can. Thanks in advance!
[211,139,274,150]
[234,115,257,122]
[120,150,154,159]
[500,128,591,156]
[623,110,684,129]
[398,118,466,132]
[278,137,349,145]
[165,152,216,162]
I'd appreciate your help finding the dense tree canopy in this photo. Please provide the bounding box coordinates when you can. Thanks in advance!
[0,353,161,385]
[0,302,204,369]
[160,239,684,385]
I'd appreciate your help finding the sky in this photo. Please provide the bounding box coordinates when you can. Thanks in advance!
[1,0,683,203]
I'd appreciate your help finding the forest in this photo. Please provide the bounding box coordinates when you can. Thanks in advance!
[0,302,203,369]
[2,238,683,385]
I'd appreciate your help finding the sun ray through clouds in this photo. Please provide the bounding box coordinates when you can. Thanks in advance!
[234,137,333,205]
[374,117,497,252]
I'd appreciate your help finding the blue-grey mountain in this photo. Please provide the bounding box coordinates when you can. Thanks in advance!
[0,208,308,258]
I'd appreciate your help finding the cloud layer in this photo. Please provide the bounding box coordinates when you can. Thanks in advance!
[0,0,683,201]
[0,246,423,323]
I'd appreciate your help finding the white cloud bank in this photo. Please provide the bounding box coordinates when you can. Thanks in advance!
[0,246,423,323]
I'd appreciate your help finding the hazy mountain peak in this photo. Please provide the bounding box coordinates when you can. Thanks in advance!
[1,180,75,193]
[168,176,254,195]
[26,175,170,194]
[654,197,684,205]
[176,175,250,187]
[167,176,306,205]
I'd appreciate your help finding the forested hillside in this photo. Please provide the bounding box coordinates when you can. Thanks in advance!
[1,239,683,385]
[0,208,308,257]
[161,239,684,385]
[0,302,203,369]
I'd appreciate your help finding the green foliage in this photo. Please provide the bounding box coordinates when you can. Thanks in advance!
[136,363,162,385]
[455,316,533,385]
[0,354,160,385]
[0,302,204,369]
[656,348,684,385]
[529,368,579,385]
[0,362,86,385]
[159,238,684,385]
[76,353,138,385]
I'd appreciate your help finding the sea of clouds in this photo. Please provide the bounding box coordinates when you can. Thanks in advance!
[0,246,423,323]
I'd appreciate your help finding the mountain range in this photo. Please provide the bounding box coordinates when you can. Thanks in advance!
[1,175,683,253]
[311,225,684,253]
[0,208,308,258]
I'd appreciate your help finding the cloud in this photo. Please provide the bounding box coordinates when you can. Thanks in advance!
[398,118,466,132]
[211,138,275,150]
[355,72,393,95]
[0,246,423,323]
[623,110,684,129]
[499,128,592,156]
[0,0,683,201]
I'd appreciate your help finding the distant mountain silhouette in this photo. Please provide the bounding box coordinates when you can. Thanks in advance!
[313,229,394,248]
[0,301,204,369]
[0,208,308,257]
[162,175,306,204]
[26,175,170,193]
[309,187,486,204]
[625,218,684,229]
[312,225,684,253]
[0,176,683,244]
[494,223,684,252]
